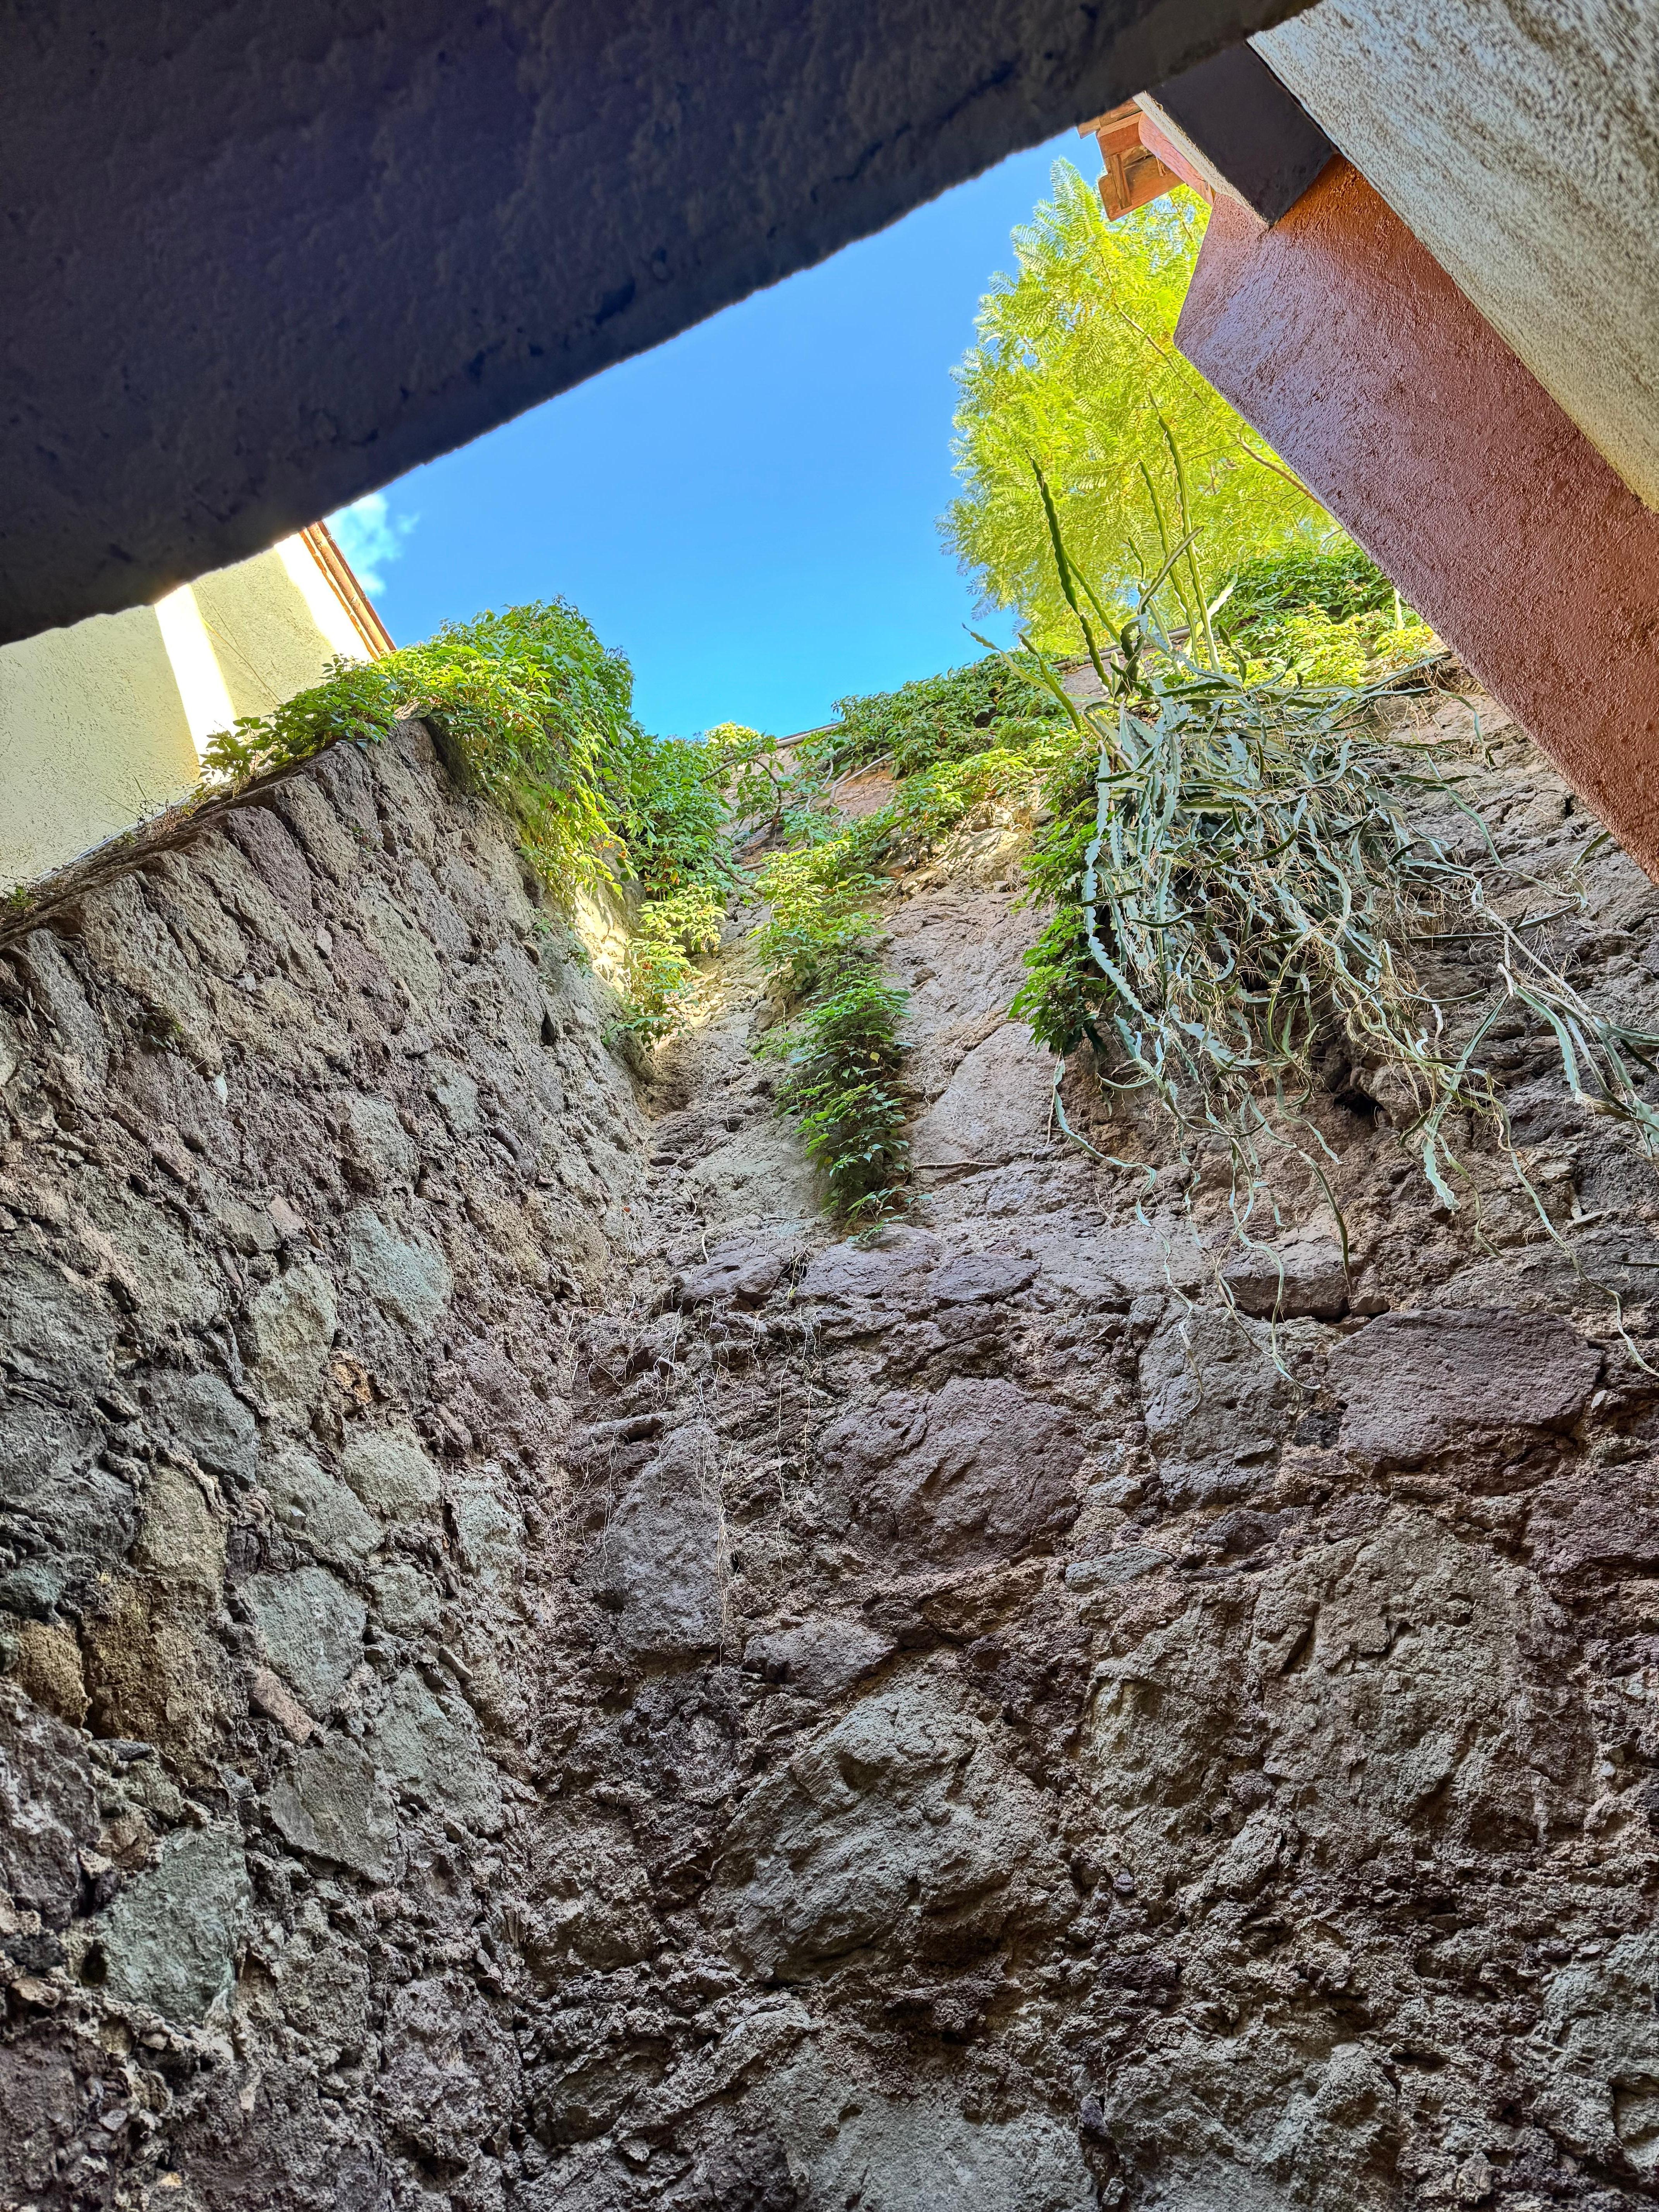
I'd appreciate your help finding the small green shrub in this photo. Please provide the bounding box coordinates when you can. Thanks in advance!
[748,690,1066,1216]
[204,601,634,889]
[612,730,732,901]
[609,728,740,1034]
[704,722,834,844]
[766,975,912,1218]
[1218,545,1437,684]
[813,655,1066,781]
[1224,544,1398,628]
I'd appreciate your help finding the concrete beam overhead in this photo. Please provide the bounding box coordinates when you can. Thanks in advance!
[2,0,1317,645]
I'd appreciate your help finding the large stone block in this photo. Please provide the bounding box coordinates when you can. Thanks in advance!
[1522,1932,1659,2178]
[342,1094,420,1192]
[368,1562,441,1635]
[264,1443,380,1566]
[759,2048,1097,2212]
[240,1566,366,1716]
[131,1462,227,1595]
[266,1735,401,1883]
[0,1397,129,1606]
[339,1427,441,1522]
[151,1370,258,1486]
[720,1679,1053,1980]
[0,1680,99,1923]
[246,1262,338,1422]
[347,1209,452,1335]
[581,1422,725,1657]
[82,1583,231,1773]
[1139,1304,1298,1504]
[909,1019,1055,1169]
[817,1376,1080,1568]
[1087,1508,1592,1893]
[370,1669,502,1834]
[93,1825,250,2023]
[1330,1307,1599,1465]
[0,1251,115,1397]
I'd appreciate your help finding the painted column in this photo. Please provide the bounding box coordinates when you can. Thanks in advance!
[1176,158,1659,880]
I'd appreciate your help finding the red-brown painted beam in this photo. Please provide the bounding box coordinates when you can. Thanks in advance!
[1176,158,1659,879]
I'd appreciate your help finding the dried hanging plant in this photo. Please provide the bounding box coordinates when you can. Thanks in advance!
[1004,460,1659,1318]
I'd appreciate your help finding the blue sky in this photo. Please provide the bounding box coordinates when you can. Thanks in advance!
[330,133,1084,740]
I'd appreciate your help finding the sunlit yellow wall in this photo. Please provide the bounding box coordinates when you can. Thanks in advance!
[192,546,361,723]
[1,538,374,892]
[0,606,199,893]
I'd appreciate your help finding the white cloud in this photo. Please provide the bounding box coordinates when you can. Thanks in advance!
[326,491,419,594]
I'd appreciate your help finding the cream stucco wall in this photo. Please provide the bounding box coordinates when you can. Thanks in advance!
[2,535,380,891]
[192,544,365,724]
[0,606,201,891]
[1255,0,1659,513]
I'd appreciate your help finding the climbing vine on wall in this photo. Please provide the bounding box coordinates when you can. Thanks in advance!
[199,599,742,1041]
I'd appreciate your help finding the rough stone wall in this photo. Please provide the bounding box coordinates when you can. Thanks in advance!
[6,699,1659,2212]
[0,725,648,2210]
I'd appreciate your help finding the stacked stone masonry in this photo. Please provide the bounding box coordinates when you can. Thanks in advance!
[3,708,1659,2211]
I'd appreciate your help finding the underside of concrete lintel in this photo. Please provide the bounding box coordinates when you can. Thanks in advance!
[1,0,1319,646]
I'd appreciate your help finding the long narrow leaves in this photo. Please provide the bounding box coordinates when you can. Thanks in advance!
[1015,642,1659,1279]
[1006,484,1659,1309]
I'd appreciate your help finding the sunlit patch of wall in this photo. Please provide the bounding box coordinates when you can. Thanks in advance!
[1,528,387,892]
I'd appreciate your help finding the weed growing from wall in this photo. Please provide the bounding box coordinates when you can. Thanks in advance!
[749,682,1072,1218]
[767,974,913,1215]
[749,829,910,1218]
[609,731,740,1038]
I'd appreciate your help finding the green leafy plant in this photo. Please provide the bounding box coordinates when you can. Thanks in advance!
[768,975,912,1216]
[748,673,1077,1216]
[753,840,887,1000]
[613,730,732,903]
[1226,543,1401,629]
[610,728,741,1035]
[204,601,635,888]
[201,598,743,1041]
[809,655,1066,782]
[945,163,1332,656]
[701,723,826,844]
[750,833,912,1219]
[1218,545,1437,684]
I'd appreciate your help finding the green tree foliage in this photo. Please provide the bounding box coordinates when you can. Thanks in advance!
[944,163,1331,653]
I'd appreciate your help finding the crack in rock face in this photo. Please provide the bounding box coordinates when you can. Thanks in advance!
[4,703,1659,2209]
